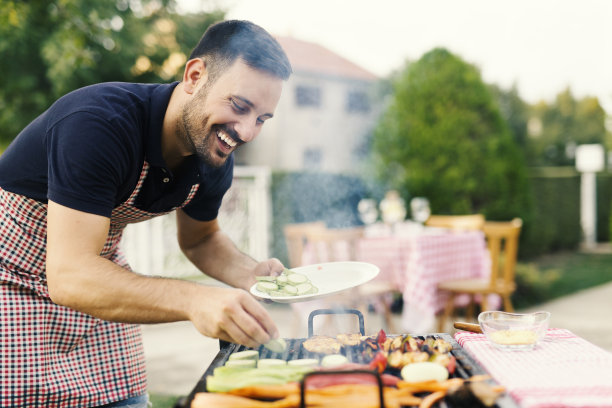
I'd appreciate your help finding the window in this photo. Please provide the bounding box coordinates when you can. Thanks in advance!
[295,85,321,107]
[303,148,322,169]
[346,90,370,113]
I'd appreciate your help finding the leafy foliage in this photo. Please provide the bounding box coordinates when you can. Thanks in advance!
[527,88,609,166]
[372,48,532,221]
[0,0,224,144]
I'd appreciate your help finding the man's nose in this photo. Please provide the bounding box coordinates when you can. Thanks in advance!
[235,117,260,143]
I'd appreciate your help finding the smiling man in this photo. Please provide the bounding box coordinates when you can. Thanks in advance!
[0,20,291,408]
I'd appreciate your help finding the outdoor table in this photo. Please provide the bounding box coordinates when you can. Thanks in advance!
[301,223,494,332]
[455,328,612,407]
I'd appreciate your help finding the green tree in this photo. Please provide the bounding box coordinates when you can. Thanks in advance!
[371,48,531,221]
[491,83,529,155]
[527,88,607,166]
[0,0,223,145]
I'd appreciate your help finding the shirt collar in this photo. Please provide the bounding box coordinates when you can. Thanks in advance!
[145,81,179,169]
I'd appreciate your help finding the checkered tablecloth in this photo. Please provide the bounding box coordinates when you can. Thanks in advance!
[455,329,612,407]
[301,225,492,333]
[358,227,491,332]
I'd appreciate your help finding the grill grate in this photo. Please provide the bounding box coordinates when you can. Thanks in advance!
[181,309,520,408]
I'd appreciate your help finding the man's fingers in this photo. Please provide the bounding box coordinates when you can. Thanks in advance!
[221,318,260,349]
[240,293,279,339]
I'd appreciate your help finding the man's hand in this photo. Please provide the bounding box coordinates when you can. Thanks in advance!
[252,257,284,280]
[189,285,279,348]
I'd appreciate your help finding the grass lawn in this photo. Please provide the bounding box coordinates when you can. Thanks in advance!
[514,250,612,309]
[148,249,612,407]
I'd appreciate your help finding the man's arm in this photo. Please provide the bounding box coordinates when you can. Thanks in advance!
[45,200,278,348]
[175,208,284,291]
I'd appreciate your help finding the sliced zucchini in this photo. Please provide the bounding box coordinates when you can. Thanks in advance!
[224,359,257,368]
[287,273,309,285]
[263,338,287,353]
[295,282,313,295]
[282,285,298,296]
[227,350,259,361]
[287,358,319,368]
[276,274,289,285]
[255,275,277,282]
[321,354,349,367]
[256,281,279,293]
[257,358,287,368]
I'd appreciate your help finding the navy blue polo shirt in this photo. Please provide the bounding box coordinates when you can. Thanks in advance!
[0,82,233,221]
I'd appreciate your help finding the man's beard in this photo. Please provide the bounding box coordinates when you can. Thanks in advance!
[178,86,229,168]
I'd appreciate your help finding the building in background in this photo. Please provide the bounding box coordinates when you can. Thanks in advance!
[234,36,382,174]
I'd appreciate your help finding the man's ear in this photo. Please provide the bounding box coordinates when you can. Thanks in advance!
[182,58,208,94]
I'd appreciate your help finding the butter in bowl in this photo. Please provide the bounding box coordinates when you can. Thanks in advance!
[477,311,551,351]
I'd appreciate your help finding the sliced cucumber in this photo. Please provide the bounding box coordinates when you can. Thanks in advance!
[256,281,279,293]
[287,273,309,285]
[295,282,313,295]
[257,358,287,368]
[321,354,349,367]
[256,269,318,297]
[224,359,257,368]
[282,285,298,296]
[287,358,319,368]
[213,365,251,376]
[263,338,287,353]
[255,275,277,282]
[227,350,259,361]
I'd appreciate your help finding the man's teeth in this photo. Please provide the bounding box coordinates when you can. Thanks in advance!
[217,130,237,147]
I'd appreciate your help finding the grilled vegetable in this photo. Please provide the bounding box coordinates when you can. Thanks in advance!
[206,365,314,392]
[263,338,287,353]
[224,359,256,369]
[400,362,449,383]
[287,358,319,368]
[257,359,286,368]
[321,354,349,367]
[228,350,259,361]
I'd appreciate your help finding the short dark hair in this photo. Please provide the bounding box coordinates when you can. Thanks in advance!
[189,20,292,82]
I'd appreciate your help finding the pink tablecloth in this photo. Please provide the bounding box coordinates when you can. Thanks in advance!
[455,329,612,407]
[302,226,492,333]
[359,228,492,332]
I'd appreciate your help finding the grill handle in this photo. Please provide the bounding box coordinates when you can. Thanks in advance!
[308,308,365,338]
[299,369,384,408]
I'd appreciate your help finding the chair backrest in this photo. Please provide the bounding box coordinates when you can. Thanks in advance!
[283,221,326,268]
[483,218,523,290]
[425,214,486,230]
[303,227,365,263]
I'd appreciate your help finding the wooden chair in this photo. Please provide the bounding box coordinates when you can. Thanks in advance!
[283,221,327,268]
[304,226,398,333]
[436,218,523,332]
[425,214,485,230]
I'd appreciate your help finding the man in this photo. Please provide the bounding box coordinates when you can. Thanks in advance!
[0,20,292,407]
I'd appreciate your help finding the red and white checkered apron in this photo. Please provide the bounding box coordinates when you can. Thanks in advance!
[0,161,199,407]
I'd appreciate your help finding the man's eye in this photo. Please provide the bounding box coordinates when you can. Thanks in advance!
[231,99,247,112]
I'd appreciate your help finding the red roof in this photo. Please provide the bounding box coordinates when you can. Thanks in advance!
[275,36,378,81]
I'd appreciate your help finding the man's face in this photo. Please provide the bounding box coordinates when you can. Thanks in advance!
[179,58,283,168]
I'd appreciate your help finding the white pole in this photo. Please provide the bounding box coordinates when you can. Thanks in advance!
[580,172,597,249]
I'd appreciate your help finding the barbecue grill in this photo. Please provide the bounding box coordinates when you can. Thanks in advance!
[179,309,519,408]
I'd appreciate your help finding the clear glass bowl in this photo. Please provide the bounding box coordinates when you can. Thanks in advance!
[478,311,551,351]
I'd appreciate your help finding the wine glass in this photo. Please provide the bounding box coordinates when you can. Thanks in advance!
[358,198,378,225]
[410,197,431,224]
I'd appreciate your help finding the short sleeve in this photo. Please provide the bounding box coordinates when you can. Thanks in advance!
[46,111,137,217]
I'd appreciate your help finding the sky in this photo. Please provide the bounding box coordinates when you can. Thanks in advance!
[178,0,612,114]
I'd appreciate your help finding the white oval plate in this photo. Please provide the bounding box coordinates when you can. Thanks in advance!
[250,261,380,303]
